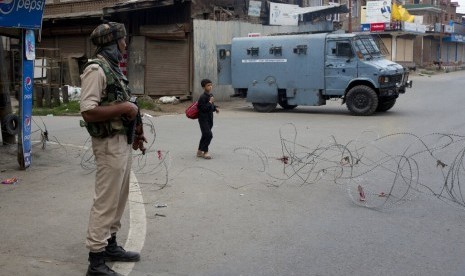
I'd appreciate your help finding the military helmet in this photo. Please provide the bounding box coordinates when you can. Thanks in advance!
[90,22,126,46]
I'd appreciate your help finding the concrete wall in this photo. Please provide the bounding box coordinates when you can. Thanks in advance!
[192,19,333,101]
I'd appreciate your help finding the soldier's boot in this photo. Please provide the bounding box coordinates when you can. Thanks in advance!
[87,251,122,276]
[104,233,141,262]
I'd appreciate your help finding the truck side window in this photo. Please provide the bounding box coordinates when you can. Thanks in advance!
[336,43,353,57]
[293,45,307,55]
[269,46,282,56]
[247,47,259,56]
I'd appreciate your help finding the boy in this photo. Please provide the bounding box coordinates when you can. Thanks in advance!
[197,79,219,159]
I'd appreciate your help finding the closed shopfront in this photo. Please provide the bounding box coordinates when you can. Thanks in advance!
[395,37,414,62]
[58,35,88,56]
[145,39,189,97]
[38,35,89,57]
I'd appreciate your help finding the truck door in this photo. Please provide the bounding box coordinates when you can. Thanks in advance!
[324,40,357,96]
[217,44,232,85]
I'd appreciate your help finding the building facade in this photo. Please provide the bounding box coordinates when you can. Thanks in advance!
[36,0,343,99]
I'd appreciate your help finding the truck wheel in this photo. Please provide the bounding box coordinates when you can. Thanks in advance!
[376,99,396,112]
[346,85,378,116]
[278,100,297,110]
[252,103,277,112]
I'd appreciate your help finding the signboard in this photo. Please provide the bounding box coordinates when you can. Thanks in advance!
[365,0,391,24]
[370,22,385,32]
[19,29,34,169]
[269,2,299,26]
[361,24,371,32]
[0,0,46,29]
[443,34,465,43]
[444,25,453,34]
[248,0,261,17]
[18,30,35,169]
[403,22,426,33]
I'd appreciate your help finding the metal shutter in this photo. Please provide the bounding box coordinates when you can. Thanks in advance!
[395,38,405,61]
[145,39,189,97]
[57,35,87,56]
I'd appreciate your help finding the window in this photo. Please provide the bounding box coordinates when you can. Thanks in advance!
[327,0,340,21]
[336,42,353,57]
[351,0,358,18]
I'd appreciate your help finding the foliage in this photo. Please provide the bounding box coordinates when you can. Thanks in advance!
[32,101,81,116]
[31,97,161,116]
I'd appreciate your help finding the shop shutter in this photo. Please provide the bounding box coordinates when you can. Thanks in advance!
[404,39,414,62]
[395,38,406,61]
[57,35,87,56]
[37,38,56,49]
[458,44,464,63]
[145,39,189,97]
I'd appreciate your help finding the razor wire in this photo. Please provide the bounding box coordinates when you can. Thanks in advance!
[233,124,465,211]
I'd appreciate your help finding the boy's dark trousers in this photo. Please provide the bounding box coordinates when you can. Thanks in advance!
[198,118,213,152]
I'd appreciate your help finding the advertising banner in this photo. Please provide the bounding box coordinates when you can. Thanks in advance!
[365,0,391,24]
[248,0,262,17]
[370,22,385,32]
[0,0,46,29]
[20,29,34,168]
[361,24,371,32]
[269,2,299,26]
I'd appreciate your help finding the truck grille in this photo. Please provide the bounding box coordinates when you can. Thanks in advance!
[391,74,403,83]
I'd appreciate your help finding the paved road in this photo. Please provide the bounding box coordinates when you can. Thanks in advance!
[1,71,465,276]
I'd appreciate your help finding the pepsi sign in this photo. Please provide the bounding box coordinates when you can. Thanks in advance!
[20,29,34,169]
[0,0,15,15]
[0,0,45,29]
[24,76,32,91]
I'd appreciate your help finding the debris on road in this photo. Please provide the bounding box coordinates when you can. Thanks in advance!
[1,177,18,185]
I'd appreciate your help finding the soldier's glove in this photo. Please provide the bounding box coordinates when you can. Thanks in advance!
[132,123,147,155]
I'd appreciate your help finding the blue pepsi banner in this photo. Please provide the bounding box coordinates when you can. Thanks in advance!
[0,0,45,29]
[20,29,34,168]
[361,24,371,32]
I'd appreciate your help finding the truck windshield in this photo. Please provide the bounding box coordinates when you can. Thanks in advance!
[353,35,387,59]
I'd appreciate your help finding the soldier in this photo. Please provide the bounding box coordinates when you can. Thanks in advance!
[80,22,146,276]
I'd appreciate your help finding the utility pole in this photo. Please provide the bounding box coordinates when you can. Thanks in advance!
[438,0,450,69]
[439,0,444,69]
[348,0,352,33]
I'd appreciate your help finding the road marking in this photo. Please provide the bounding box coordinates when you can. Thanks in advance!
[112,172,147,275]
[34,141,147,275]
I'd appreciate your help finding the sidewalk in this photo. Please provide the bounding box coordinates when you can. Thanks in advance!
[0,138,95,275]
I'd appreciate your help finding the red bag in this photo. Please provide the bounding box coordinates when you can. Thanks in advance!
[185,101,199,119]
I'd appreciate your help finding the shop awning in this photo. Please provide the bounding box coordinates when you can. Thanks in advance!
[104,0,181,14]
[0,28,20,38]
[42,10,103,21]
[289,4,349,17]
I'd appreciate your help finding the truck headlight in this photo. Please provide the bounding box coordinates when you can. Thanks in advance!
[379,76,390,83]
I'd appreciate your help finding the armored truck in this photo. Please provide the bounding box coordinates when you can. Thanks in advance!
[217,33,412,116]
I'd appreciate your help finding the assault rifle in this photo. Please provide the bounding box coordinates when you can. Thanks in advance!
[124,96,147,154]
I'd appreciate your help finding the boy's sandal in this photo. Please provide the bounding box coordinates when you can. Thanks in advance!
[203,153,212,159]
